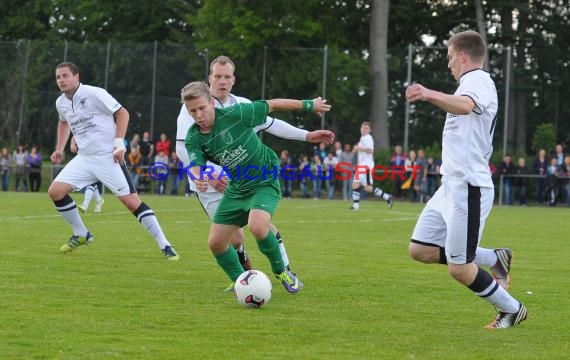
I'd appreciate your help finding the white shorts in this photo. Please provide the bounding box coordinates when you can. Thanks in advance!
[411,176,494,264]
[55,154,135,197]
[353,166,372,187]
[196,190,223,219]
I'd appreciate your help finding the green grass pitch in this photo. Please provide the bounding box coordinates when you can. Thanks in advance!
[0,192,569,359]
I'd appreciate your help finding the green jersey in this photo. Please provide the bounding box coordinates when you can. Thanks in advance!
[185,101,280,195]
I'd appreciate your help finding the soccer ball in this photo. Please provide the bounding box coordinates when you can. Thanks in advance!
[234,270,272,308]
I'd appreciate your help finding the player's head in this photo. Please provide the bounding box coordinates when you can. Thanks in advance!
[447,30,486,80]
[208,55,236,101]
[181,81,216,131]
[360,121,371,135]
[55,61,80,94]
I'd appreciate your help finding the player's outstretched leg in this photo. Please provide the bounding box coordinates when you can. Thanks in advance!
[131,201,179,260]
[372,187,393,208]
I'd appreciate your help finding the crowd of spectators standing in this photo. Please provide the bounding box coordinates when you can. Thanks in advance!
[2,136,570,207]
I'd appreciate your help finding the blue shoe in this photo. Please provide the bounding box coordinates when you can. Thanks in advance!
[162,246,179,261]
[276,269,303,294]
[60,231,94,253]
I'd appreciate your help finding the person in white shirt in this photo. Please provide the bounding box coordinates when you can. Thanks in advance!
[349,121,393,210]
[176,55,334,289]
[406,30,526,329]
[48,61,179,260]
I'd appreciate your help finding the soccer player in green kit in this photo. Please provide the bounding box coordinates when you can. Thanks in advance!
[183,81,332,293]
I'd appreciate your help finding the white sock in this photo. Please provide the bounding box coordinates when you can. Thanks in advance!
[373,187,390,201]
[352,190,361,208]
[54,196,88,236]
[83,186,95,208]
[93,189,102,204]
[134,203,171,249]
[275,233,290,268]
[474,247,498,267]
[474,279,520,313]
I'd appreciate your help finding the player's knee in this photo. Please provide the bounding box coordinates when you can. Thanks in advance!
[47,182,68,200]
[408,241,435,263]
[249,223,270,240]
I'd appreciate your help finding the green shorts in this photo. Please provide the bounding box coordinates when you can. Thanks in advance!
[213,183,280,227]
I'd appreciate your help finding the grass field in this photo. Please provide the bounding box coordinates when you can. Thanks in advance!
[0,192,569,359]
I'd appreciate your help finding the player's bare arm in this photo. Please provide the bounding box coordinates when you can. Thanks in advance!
[51,121,71,164]
[406,83,475,115]
[112,107,129,163]
[266,97,331,118]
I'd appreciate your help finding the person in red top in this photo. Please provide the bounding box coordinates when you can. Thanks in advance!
[155,133,171,156]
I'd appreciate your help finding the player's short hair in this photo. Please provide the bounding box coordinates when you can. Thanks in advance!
[448,30,486,63]
[361,121,372,128]
[56,61,80,75]
[180,81,211,103]
[210,55,235,74]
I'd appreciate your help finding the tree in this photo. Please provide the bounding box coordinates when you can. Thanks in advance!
[369,0,390,150]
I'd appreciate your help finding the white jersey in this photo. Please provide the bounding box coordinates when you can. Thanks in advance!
[56,84,122,156]
[176,93,308,192]
[440,69,498,188]
[357,134,374,168]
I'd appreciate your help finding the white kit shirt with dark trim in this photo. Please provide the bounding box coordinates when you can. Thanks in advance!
[357,134,375,169]
[440,69,498,188]
[56,84,122,156]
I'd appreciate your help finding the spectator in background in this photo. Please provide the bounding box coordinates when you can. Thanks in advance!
[27,146,43,192]
[333,141,342,159]
[553,144,565,167]
[501,155,515,205]
[339,143,355,200]
[155,133,172,156]
[414,149,427,202]
[423,156,438,200]
[404,149,418,201]
[279,150,293,199]
[129,133,140,153]
[323,151,338,199]
[154,150,169,195]
[127,146,143,191]
[298,154,310,199]
[169,151,181,195]
[514,157,529,206]
[533,149,548,204]
[390,144,407,198]
[1,147,9,191]
[545,157,561,206]
[561,155,570,207]
[12,144,28,192]
[310,155,322,199]
[139,131,154,166]
[315,142,328,162]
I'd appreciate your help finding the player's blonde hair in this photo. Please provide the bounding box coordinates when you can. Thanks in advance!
[180,81,211,103]
[209,55,235,74]
[448,30,486,63]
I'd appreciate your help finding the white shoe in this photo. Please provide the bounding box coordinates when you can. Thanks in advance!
[78,204,88,213]
[94,199,104,213]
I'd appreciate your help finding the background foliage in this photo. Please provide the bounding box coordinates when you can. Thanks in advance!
[1,0,569,159]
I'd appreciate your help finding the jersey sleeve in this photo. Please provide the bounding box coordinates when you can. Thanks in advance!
[184,127,207,167]
[91,87,123,115]
[461,76,496,116]
[239,101,269,128]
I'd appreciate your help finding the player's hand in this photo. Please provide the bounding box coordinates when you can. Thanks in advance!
[112,149,125,164]
[405,83,430,102]
[209,175,228,193]
[51,150,64,164]
[306,130,335,145]
[195,177,209,192]
[312,97,332,118]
